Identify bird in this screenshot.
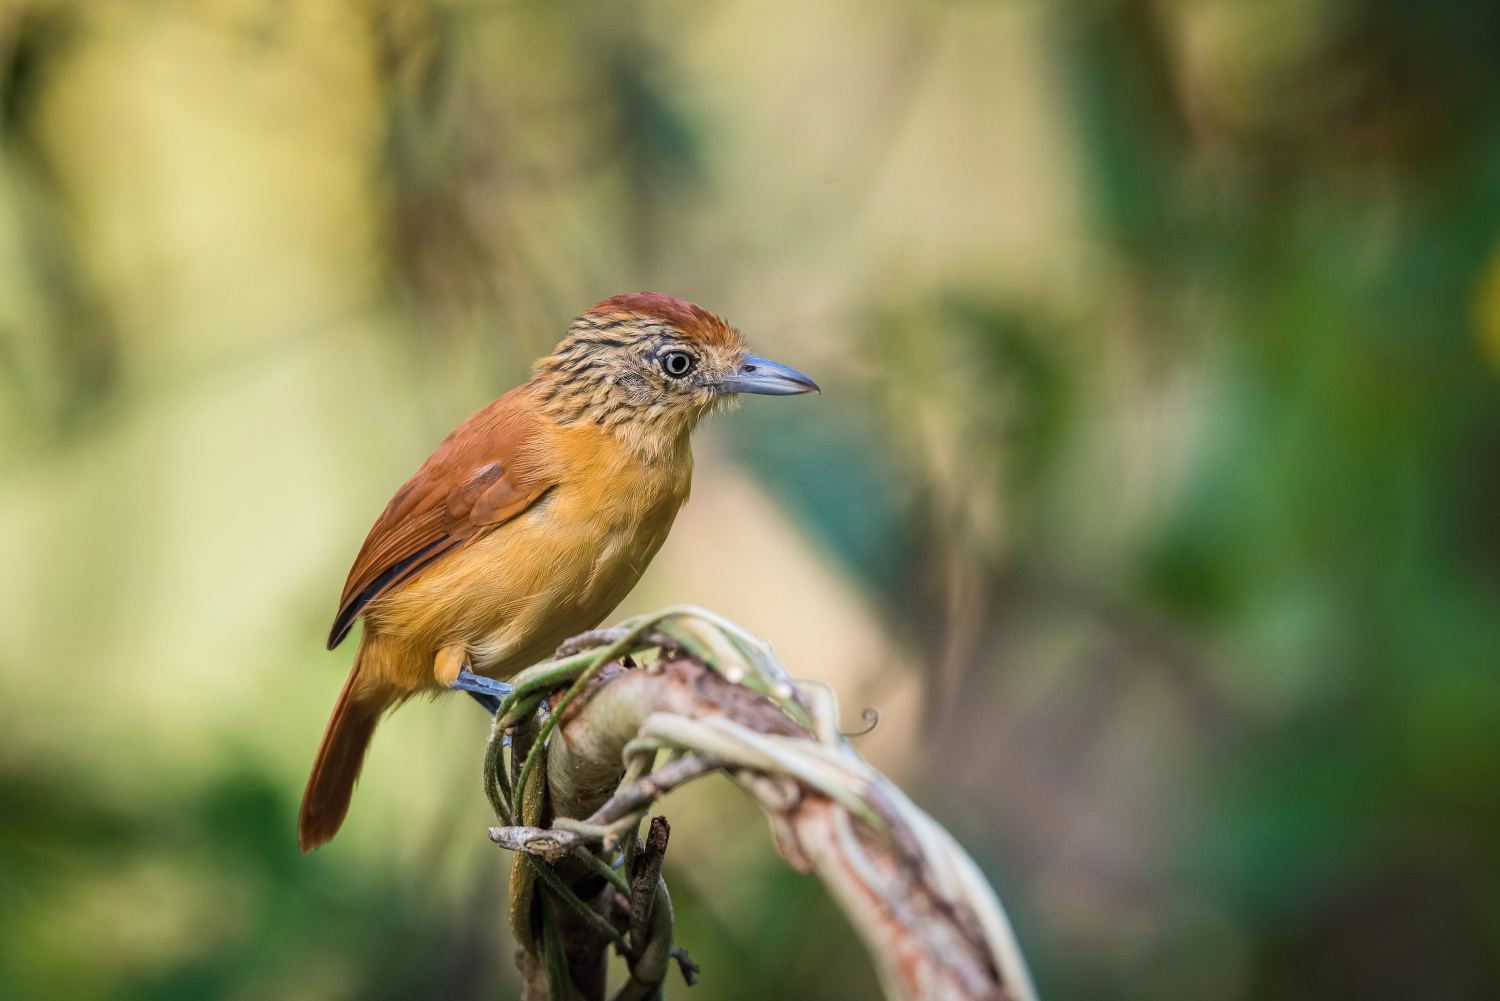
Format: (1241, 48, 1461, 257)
(298, 292, 818, 851)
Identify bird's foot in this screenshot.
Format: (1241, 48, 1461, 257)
(451, 668, 515, 715)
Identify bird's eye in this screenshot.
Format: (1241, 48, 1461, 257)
(661, 350, 696, 378)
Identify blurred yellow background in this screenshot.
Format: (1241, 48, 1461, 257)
(3, 1, 1499, 998)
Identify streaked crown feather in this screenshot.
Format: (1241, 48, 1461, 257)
(529, 293, 746, 453)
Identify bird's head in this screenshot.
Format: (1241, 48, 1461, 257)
(531, 292, 818, 452)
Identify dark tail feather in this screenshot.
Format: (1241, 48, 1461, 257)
(299, 661, 390, 852)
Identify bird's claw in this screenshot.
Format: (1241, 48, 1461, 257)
(451, 668, 515, 715)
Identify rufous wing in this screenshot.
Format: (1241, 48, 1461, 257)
(327, 388, 555, 649)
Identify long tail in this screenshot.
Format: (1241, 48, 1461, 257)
(299, 651, 397, 852)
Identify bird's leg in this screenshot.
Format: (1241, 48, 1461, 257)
(435, 643, 515, 714)
(452, 670, 515, 715)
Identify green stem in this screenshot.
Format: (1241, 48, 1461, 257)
(529, 855, 630, 953)
(621, 825, 644, 884)
(575, 847, 631, 896)
(541, 900, 571, 1001)
(653, 621, 717, 667)
(496, 656, 593, 725)
(498, 693, 549, 731)
(482, 727, 512, 824)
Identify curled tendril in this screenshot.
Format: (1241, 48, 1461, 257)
(841, 707, 880, 738)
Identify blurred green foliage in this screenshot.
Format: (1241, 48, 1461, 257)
(0, 769, 509, 999)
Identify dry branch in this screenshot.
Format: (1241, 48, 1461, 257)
(483, 606, 1037, 1001)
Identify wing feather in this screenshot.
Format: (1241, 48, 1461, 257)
(327, 388, 554, 649)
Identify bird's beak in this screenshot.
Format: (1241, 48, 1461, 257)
(719, 354, 820, 396)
